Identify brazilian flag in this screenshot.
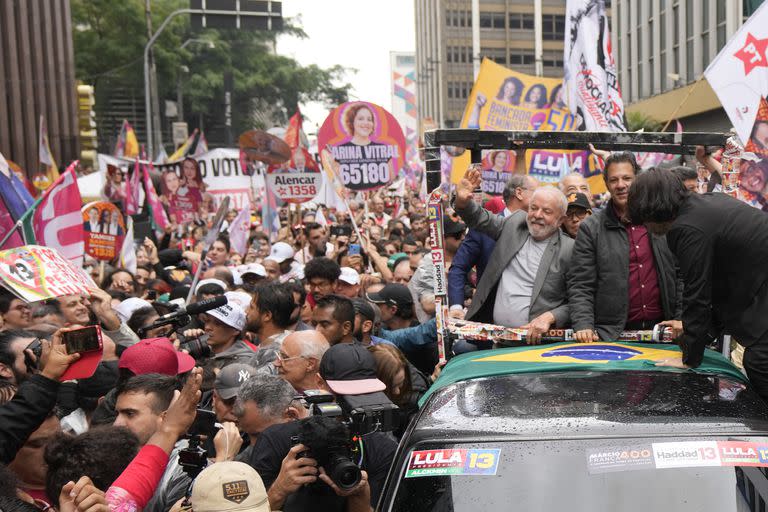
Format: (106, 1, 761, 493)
(420, 342, 746, 407)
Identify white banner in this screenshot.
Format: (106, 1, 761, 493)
(563, 0, 626, 132)
(704, 1, 768, 144)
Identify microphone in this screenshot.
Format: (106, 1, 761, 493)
(156, 295, 228, 322)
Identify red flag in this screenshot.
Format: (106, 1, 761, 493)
(142, 162, 168, 231)
(124, 158, 141, 215)
(284, 111, 302, 149)
(30, 163, 84, 268)
(0, 197, 24, 249)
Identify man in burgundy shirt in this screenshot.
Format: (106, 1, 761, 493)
(567, 152, 682, 342)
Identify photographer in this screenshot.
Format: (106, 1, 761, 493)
(247, 343, 398, 512)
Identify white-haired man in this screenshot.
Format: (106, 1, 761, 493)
(558, 171, 593, 206)
(273, 330, 330, 392)
(453, 168, 574, 344)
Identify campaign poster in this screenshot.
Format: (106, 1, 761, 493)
(445, 59, 606, 193)
(82, 201, 125, 261)
(318, 101, 406, 191)
(267, 147, 323, 203)
(0, 245, 97, 302)
(159, 164, 203, 224)
(524, 150, 602, 186)
(479, 150, 517, 196)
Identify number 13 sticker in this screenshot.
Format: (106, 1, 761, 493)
(464, 449, 501, 475)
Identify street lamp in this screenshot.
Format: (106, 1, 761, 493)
(181, 38, 215, 50)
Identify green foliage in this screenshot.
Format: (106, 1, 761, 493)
(71, 0, 350, 144)
(626, 111, 664, 132)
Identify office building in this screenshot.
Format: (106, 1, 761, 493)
(415, 0, 594, 129)
(613, 0, 746, 131)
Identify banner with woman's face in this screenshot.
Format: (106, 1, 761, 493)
(318, 101, 406, 191)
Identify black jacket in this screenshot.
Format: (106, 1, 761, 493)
(568, 201, 682, 339)
(667, 193, 768, 366)
(0, 374, 60, 463)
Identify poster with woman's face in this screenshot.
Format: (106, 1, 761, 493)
(318, 101, 406, 191)
(161, 169, 203, 224)
(480, 150, 517, 196)
(82, 201, 125, 261)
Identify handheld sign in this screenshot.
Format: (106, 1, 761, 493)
(318, 101, 406, 191)
(267, 147, 322, 204)
(238, 130, 292, 165)
(82, 201, 125, 261)
(0, 245, 97, 302)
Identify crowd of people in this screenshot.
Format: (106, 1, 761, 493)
(0, 142, 761, 512)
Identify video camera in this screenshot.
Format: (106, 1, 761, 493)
(178, 408, 219, 479)
(291, 390, 399, 490)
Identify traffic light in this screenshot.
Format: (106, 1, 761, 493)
(77, 83, 97, 168)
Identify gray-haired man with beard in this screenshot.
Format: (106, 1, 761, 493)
(453, 167, 574, 344)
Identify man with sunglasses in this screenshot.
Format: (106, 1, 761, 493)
(562, 192, 593, 239)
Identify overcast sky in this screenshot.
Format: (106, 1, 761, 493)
(277, 0, 415, 134)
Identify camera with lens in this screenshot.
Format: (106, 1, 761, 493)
(291, 390, 399, 490)
(178, 408, 218, 479)
(179, 334, 212, 359)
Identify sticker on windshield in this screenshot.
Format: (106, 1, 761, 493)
(405, 449, 501, 478)
(587, 441, 768, 474)
(586, 444, 655, 474)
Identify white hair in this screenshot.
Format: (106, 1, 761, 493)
(558, 172, 588, 192)
(295, 333, 330, 360)
(531, 186, 568, 215)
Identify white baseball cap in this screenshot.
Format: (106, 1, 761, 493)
(339, 267, 360, 286)
(115, 297, 152, 323)
(237, 263, 266, 278)
(268, 242, 295, 263)
(205, 302, 246, 331)
(195, 278, 228, 295)
(225, 291, 252, 310)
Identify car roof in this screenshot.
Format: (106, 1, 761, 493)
(409, 370, 768, 444)
(420, 342, 748, 407)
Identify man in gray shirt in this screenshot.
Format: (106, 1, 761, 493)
(453, 167, 574, 343)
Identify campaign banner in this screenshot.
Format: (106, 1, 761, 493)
(405, 449, 501, 478)
(0, 245, 96, 302)
(267, 145, 322, 203)
(479, 150, 517, 196)
(82, 201, 125, 261)
(524, 149, 602, 185)
(318, 101, 406, 191)
(563, 0, 626, 132)
(447, 59, 605, 191)
(98, 148, 252, 211)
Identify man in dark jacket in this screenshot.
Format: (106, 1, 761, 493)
(628, 168, 768, 401)
(0, 330, 79, 463)
(568, 152, 682, 342)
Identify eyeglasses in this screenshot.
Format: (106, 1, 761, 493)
(276, 352, 306, 362)
(566, 210, 591, 220)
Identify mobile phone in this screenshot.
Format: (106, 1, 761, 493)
(62, 325, 103, 355)
(331, 225, 352, 237)
(188, 408, 218, 437)
(349, 243, 361, 256)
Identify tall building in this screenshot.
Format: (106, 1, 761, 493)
(0, 0, 79, 174)
(390, 52, 419, 168)
(414, 0, 588, 129)
(612, 0, 746, 131)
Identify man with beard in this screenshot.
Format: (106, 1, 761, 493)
(453, 168, 574, 344)
(245, 283, 294, 374)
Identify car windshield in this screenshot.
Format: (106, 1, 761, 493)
(388, 437, 768, 511)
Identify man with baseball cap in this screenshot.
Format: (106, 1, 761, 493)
(189, 461, 270, 512)
(336, 267, 361, 299)
(212, 363, 256, 423)
(248, 343, 397, 512)
(366, 284, 416, 331)
(236, 263, 267, 291)
(266, 242, 297, 278)
(562, 192, 592, 239)
(202, 303, 255, 369)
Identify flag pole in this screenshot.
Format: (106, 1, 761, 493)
(0, 219, 23, 248)
(661, 76, 704, 132)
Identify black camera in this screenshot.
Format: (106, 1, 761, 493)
(292, 416, 362, 491)
(180, 334, 212, 359)
(179, 409, 219, 479)
(291, 390, 399, 490)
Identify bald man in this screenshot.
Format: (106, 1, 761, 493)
(272, 330, 329, 392)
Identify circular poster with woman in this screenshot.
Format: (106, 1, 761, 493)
(318, 101, 406, 191)
(480, 150, 517, 196)
(82, 201, 125, 261)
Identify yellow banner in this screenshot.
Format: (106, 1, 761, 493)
(449, 58, 603, 194)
